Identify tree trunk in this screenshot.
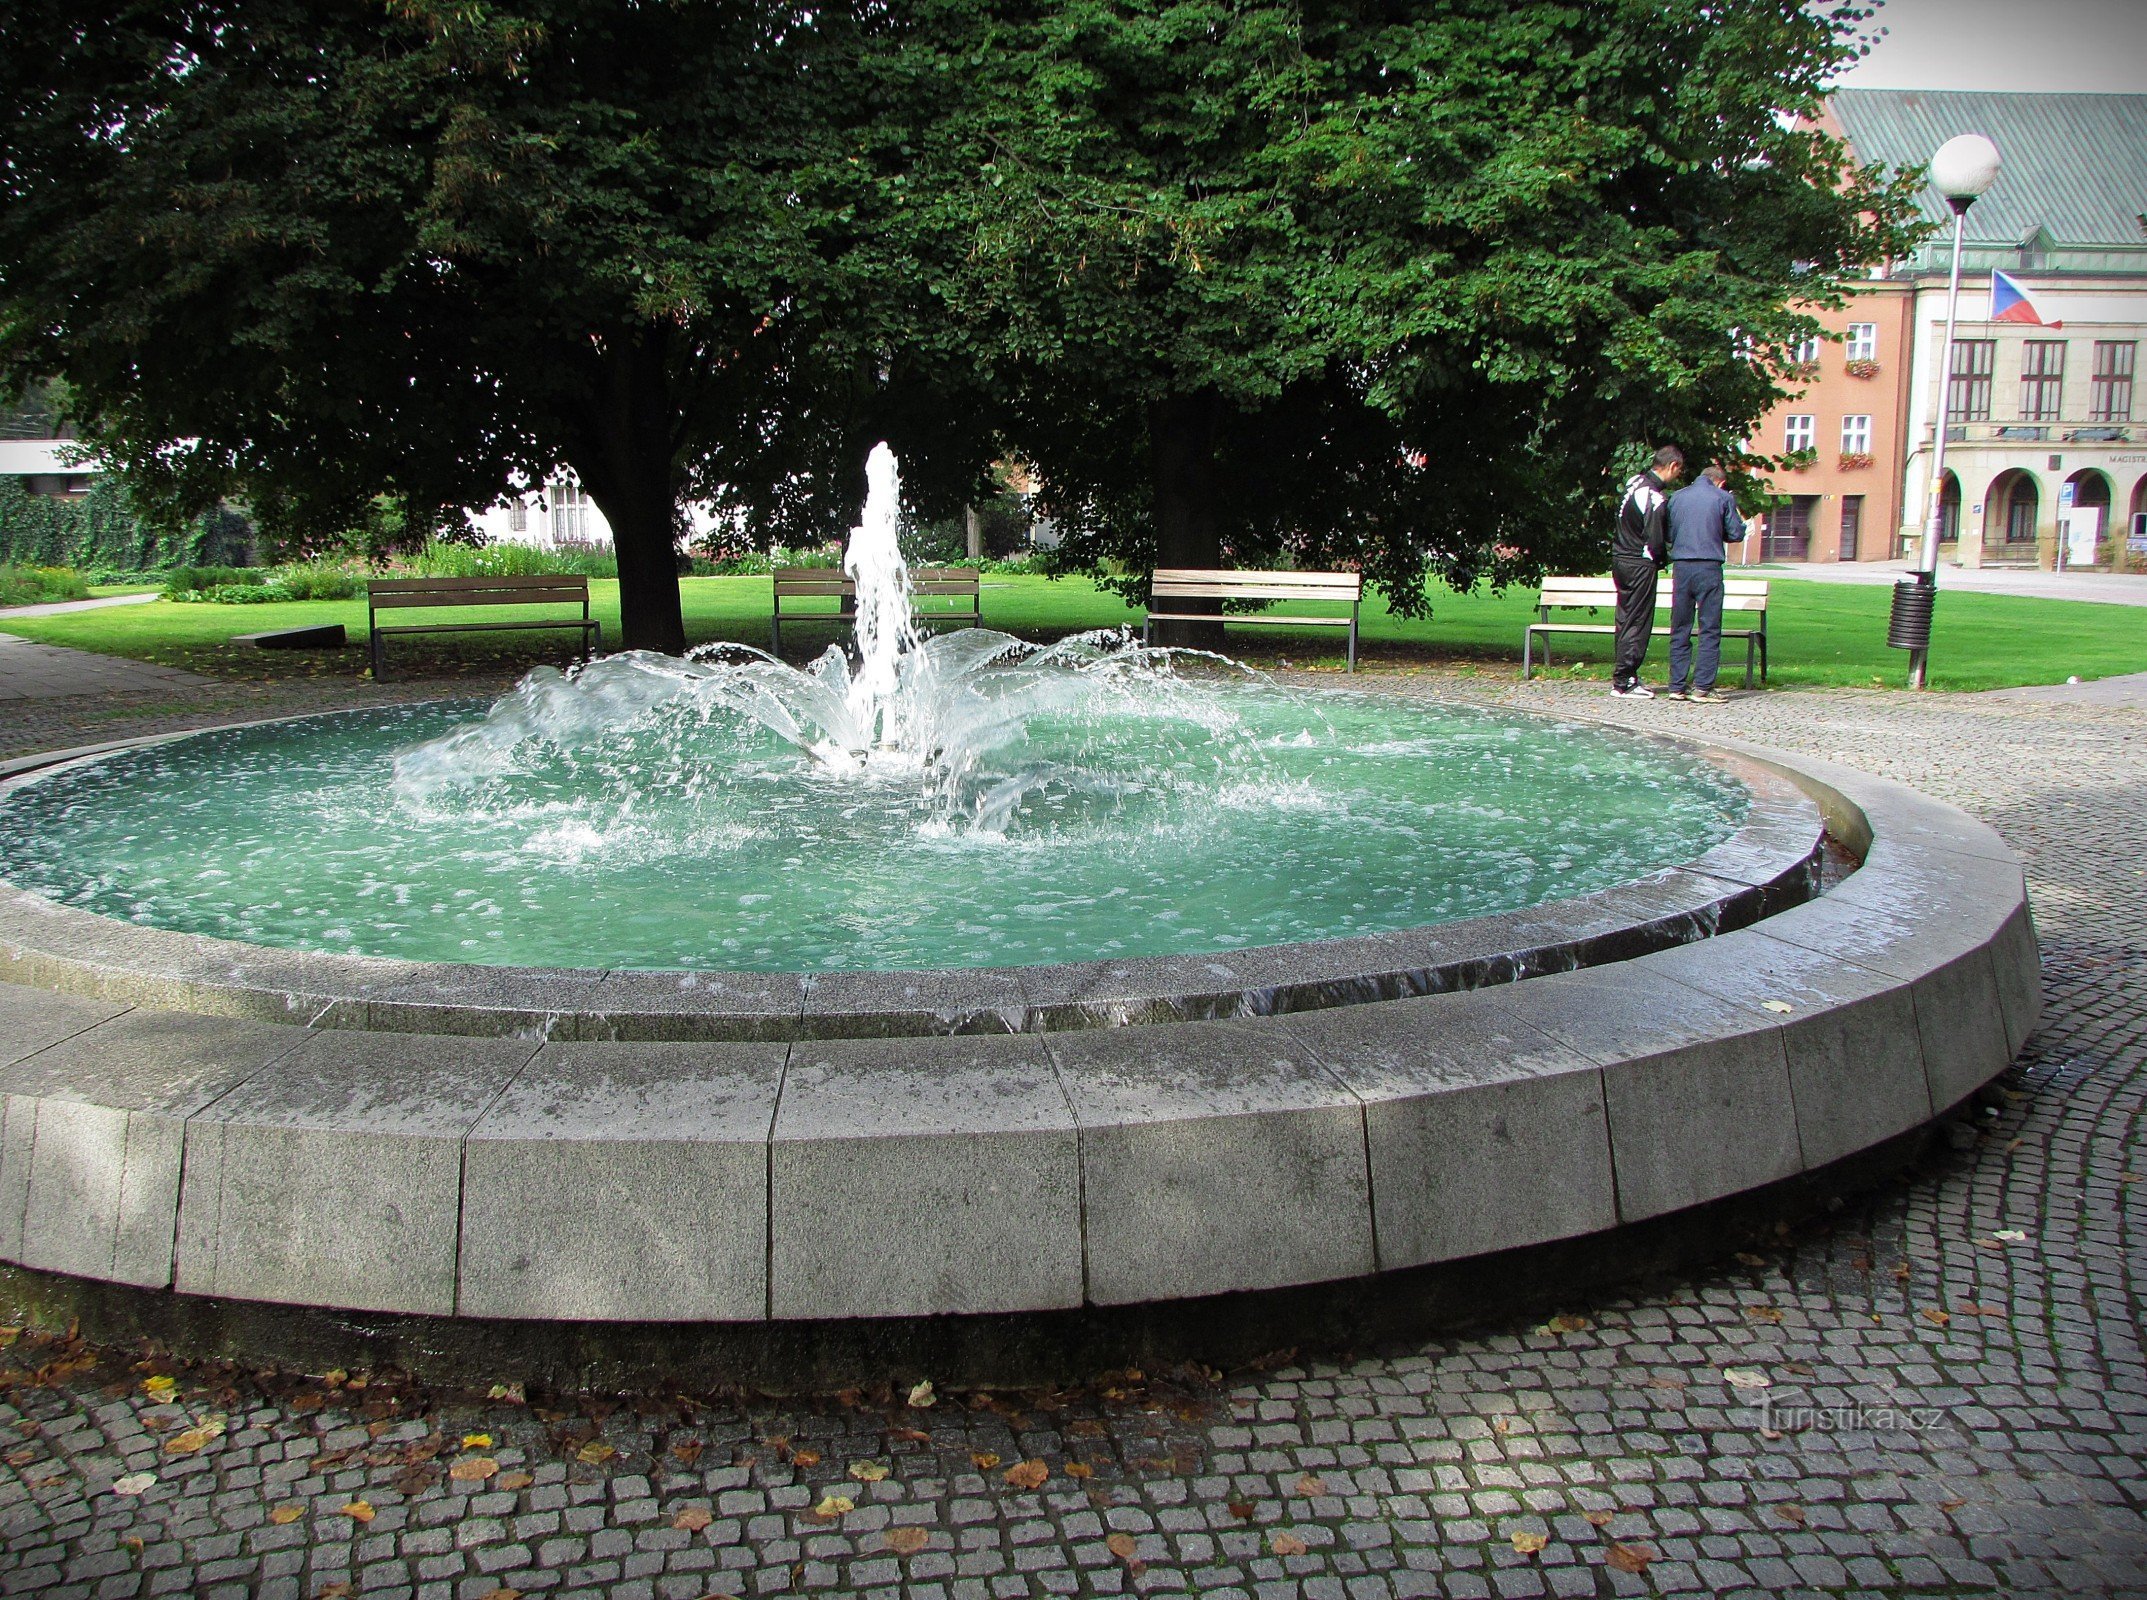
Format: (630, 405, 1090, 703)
(1146, 390, 1226, 650)
(570, 328, 689, 655)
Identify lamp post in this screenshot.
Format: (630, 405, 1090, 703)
(1893, 133, 2000, 689)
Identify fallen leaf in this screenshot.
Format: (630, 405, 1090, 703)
(1733, 1252, 1768, 1268)
(811, 1494, 854, 1520)
(1994, 1228, 2029, 1242)
(575, 1441, 616, 1466)
(907, 1380, 937, 1409)
(1106, 1532, 1139, 1561)
(1922, 1308, 1952, 1327)
(1777, 1504, 1806, 1526)
(674, 1507, 713, 1532)
(487, 1382, 525, 1404)
(883, 1525, 929, 1556)
(449, 1456, 499, 1482)
(5, 1446, 36, 1466)
(1939, 1496, 1965, 1512)
(142, 1376, 177, 1398)
(337, 1500, 375, 1523)
(670, 1441, 705, 1467)
(1065, 1461, 1094, 1480)
(790, 1447, 821, 1468)
(1605, 1542, 1656, 1574)
(1545, 1314, 1590, 1334)
(1294, 1473, 1326, 1496)
(315, 1585, 353, 1600)
(1583, 1509, 1614, 1527)
(1722, 1368, 1772, 1391)
(1746, 1306, 1783, 1323)
(496, 1471, 533, 1491)
(889, 1427, 930, 1445)
(269, 1503, 304, 1523)
(1760, 999, 1794, 1014)
(163, 1427, 216, 1456)
(970, 1451, 1001, 1471)
(391, 1466, 437, 1495)
(462, 1433, 493, 1449)
(1228, 1500, 1256, 1520)
(0, 1328, 17, 1347)
(1957, 1302, 2001, 1317)
(1511, 1529, 1548, 1555)
(1068, 1419, 1106, 1438)
(1003, 1459, 1048, 1491)
(112, 1472, 156, 1496)
(849, 1460, 889, 1483)
(1270, 1531, 1308, 1557)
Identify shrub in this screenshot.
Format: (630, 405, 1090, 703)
(406, 538, 618, 579)
(0, 564, 90, 606)
(270, 562, 362, 601)
(164, 565, 267, 597)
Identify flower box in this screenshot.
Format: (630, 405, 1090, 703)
(1837, 452, 1875, 471)
(1844, 359, 1881, 380)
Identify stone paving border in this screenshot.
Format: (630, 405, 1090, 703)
(0, 723, 2036, 1335)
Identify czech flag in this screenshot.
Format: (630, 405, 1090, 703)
(1991, 269, 2061, 328)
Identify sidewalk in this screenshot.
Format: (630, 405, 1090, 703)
(0, 591, 159, 620)
(1745, 556, 2147, 606)
(0, 633, 213, 700)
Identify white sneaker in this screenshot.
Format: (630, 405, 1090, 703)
(1610, 682, 1656, 699)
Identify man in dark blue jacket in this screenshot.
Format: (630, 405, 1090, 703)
(1610, 446, 1682, 697)
(1664, 465, 1748, 702)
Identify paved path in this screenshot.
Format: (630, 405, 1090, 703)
(0, 633, 214, 700)
(0, 592, 159, 621)
(0, 675, 2142, 1598)
(1751, 558, 2147, 607)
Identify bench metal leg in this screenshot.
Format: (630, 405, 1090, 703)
(1522, 628, 1534, 680)
(370, 630, 386, 682)
(1744, 633, 1756, 689)
(1347, 610, 1357, 672)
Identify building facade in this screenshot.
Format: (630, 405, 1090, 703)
(1746, 89, 2147, 567)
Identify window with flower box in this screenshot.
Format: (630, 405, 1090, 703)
(1846, 324, 1878, 361)
(1784, 414, 1815, 454)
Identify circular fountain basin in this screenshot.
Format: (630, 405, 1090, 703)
(0, 694, 2038, 1384)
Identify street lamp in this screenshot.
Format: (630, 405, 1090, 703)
(1892, 133, 2000, 688)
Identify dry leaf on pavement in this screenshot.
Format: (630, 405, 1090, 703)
(971, 1451, 1001, 1470)
(112, 1472, 156, 1496)
(268, 1503, 304, 1524)
(883, 1526, 930, 1556)
(1270, 1532, 1309, 1557)
(849, 1460, 889, 1482)
(1606, 1542, 1656, 1574)
(449, 1456, 499, 1482)
(1106, 1532, 1139, 1562)
(907, 1380, 937, 1409)
(811, 1494, 854, 1520)
(575, 1441, 617, 1466)
(337, 1500, 375, 1523)
(674, 1507, 713, 1532)
(1511, 1530, 1548, 1555)
(1003, 1459, 1048, 1490)
(1294, 1474, 1326, 1496)
(496, 1471, 533, 1491)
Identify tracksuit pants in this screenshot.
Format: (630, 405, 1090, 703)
(1668, 560, 1726, 692)
(1611, 555, 1659, 688)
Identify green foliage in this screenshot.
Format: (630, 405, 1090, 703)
(0, 477, 254, 570)
(405, 539, 619, 580)
(163, 567, 268, 598)
(0, 564, 89, 606)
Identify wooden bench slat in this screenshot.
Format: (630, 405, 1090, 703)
(1141, 567, 1361, 670)
(367, 572, 597, 680)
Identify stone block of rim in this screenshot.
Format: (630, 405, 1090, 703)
(769, 1035, 1081, 1318)
(1503, 967, 1801, 1222)
(1760, 887, 2015, 1113)
(568, 968, 808, 1042)
(176, 1030, 541, 1316)
(1632, 929, 1933, 1172)
(1829, 837, 2026, 933)
(0, 980, 127, 1072)
(2, 1011, 308, 1286)
(1048, 1019, 1372, 1304)
(1988, 900, 2043, 1057)
(321, 964, 611, 1037)
(798, 967, 1031, 1038)
(1014, 954, 1271, 1029)
(1278, 987, 1613, 1270)
(459, 1040, 785, 1321)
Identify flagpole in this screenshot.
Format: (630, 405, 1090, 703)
(1895, 134, 1999, 690)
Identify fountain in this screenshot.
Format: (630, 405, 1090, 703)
(0, 441, 2038, 1386)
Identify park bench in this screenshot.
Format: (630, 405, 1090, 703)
(769, 566, 983, 654)
(1522, 574, 1770, 686)
(1142, 568, 1363, 671)
(366, 574, 601, 680)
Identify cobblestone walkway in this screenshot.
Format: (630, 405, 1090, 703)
(1, 675, 2142, 1599)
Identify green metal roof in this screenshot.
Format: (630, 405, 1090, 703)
(1829, 89, 2147, 269)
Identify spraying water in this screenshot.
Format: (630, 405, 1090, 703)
(842, 442, 921, 745)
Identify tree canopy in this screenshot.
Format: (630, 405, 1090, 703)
(0, 0, 1925, 651)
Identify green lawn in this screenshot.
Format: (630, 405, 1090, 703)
(2, 572, 2141, 692)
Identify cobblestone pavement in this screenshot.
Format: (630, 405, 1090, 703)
(1, 670, 2143, 1599)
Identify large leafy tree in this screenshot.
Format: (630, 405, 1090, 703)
(0, 0, 955, 652)
(863, 0, 1926, 629)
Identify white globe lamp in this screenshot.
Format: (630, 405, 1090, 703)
(1929, 134, 2001, 210)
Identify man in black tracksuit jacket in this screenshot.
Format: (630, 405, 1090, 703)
(1610, 445, 1684, 697)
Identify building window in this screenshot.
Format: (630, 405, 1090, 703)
(1790, 336, 1822, 367)
(1784, 414, 1816, 453)
(2020, 340, 2065, 422)
(1947, 339, 1995, 422)
(1840, 415, 1873, 454)
(2091, 341, 2136, 422)
(551, 482, 591, 541)
(508, 501, 528, 534)
(1846, 324, 1878, 361)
